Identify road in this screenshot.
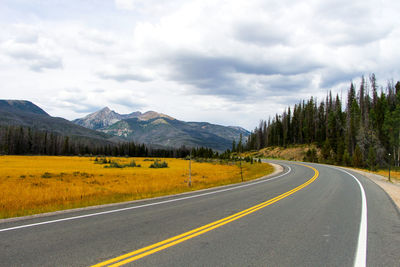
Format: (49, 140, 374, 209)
(1, 161, 399, 266)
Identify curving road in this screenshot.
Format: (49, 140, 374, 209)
(1, 161, 399, 266)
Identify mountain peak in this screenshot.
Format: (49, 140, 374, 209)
(73, 107, 123, 130)
(73, 108, 175, 130)
(100, 107, 111, 112)
(139, 111, 175, 121)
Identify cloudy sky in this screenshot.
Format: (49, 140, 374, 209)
(0, 0, 399, 130)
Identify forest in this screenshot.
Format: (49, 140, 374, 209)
(245, 74, 400, 169)
(0, 125, 222, 159)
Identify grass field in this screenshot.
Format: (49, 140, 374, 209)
(0, 156, 274, 219)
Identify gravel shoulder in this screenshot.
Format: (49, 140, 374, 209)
(345, 168, 400, 209)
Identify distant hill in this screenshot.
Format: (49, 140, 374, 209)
(0, 100, 117, 145)
(0, 100, 49, 116)
(74, 108, 249, 151)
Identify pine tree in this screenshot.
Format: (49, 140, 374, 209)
(367, 146, 377, 171)
(352, 145, 364, 168)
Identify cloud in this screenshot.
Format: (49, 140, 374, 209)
(71, 28, 117, 55)
(97, 65, 153, 82)
(1, 0, 399, 130)
(155, 47, 321, 102)
(3, 41, 63, 71)
(50, 88, 145, 116)
(234, 22, 289, 47)
(98, 72, 152, 82)
(109, 96, 145, 110)
(1, 25, 63, 72)
(114, 0, 136, 10)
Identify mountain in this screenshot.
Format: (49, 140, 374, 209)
(0, 100, 117, 145)
(74, 107, 250, 151)
(0, 100, 49, 116)
(72, 107, 127, 130)
(73, 107, 173, 130)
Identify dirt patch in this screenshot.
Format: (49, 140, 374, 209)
(248, 145, 319, 162)
(267, 162, 283, 177)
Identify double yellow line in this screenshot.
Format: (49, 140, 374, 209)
(92, 163, 319, 267)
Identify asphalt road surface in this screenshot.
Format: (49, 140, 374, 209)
(1, 161, 399, 266)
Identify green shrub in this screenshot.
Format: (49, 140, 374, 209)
(94, 157, 110, 164)
(127, 160, 137, 167)
(41, 172, 52, 178)
(149, 160, 168, 168)
(106, 161, 124, 168)
(104, 160, 141, 168)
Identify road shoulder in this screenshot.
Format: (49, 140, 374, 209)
(345, 168, 400, 209)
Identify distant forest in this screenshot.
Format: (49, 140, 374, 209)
(245, 74, 400, 169)
(1, 73, 399, 168)
(0, 126, 222, 159)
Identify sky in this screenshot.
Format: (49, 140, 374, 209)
(0, 0, 399, 130)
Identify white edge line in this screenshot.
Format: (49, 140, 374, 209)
(0, 164, 291, 233)
(327, 166, 367, 267)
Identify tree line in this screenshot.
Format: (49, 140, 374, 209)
(246, 74, 400, 169)
(0, 125, 229, 159)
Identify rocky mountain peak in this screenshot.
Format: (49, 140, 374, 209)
(73, 107, 123, 130)
(73, 108, 176, 130)
(100, 107, 111, 112)
(139, 111, 175, 121)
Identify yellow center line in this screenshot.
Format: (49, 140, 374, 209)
(92, 163, 319, 267)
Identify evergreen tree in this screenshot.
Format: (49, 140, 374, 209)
(352, 145, 363, 168)
(367, 146, 377, 171)
(244, 75, 399, 169)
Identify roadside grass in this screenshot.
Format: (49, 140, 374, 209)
(244, 146, 400, 183)
(241, 145, 318, 162)
(0, 156, 273, 219)
(352, 167, 400, 183)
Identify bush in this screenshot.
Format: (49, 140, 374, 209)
(149, 160, 168, 168)
(104, 160, 141, 168)
(41, 172, 52, 178)
(304, 148, 318, 163)
(94, 157, 110, 164)
(106, 161, 124, 168)
(126, 160, 137, 167)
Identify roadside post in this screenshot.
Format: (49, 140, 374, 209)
(240, 158, 243, 182)
(188, 151, 192, 187)
(388, 153, 391, 182)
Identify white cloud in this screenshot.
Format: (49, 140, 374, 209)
(114, 0, 136, 10)
(0, 0, 399, 130)
(1, 28, 63, 72)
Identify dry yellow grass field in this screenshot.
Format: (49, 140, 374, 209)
(0, 156, 273, 219)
